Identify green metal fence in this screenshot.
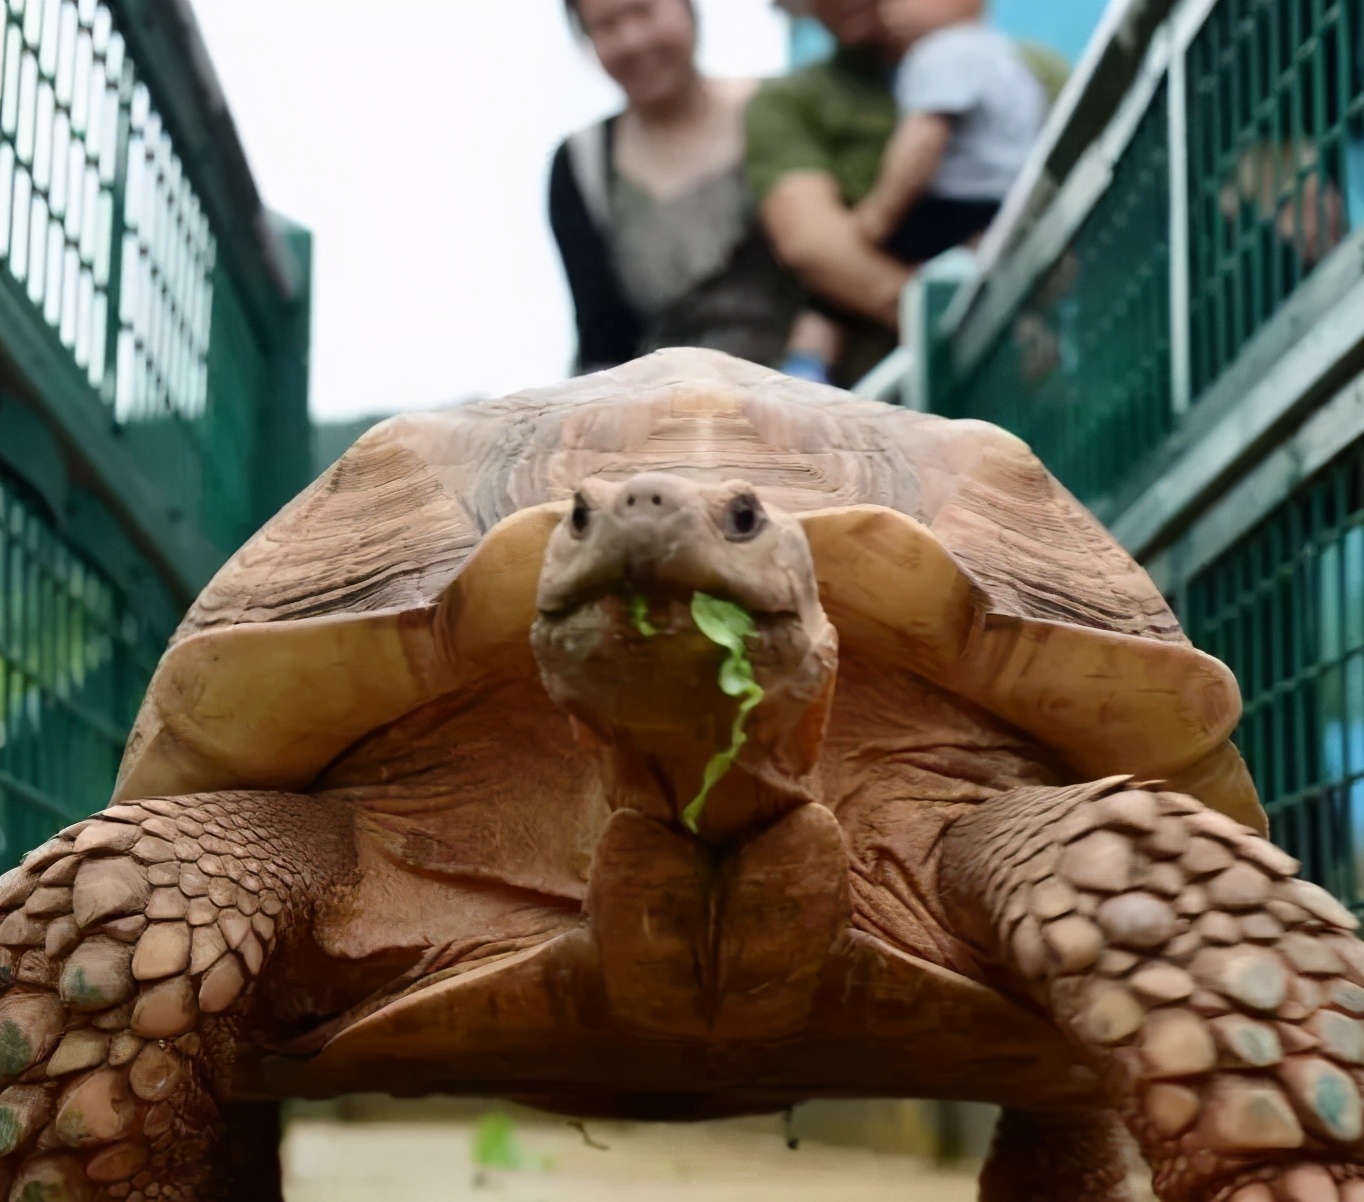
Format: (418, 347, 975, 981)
(920, 0, 1364, 908)
(939, 88, 1173, 504)
(932, 0, 1364, 518)
(0, 0, 311, 865)
(0, 468, 161, 868)
(0, 0, 123, 393)
(1183, 435, 1364, 908)
(0, 0, 293, 556)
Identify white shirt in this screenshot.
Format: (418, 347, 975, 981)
(895, 23, 1047, 201)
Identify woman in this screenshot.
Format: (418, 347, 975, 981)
(549, 0, 799, 374)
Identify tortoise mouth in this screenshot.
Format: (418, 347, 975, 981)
(535, 579, 796, 630)
(529, 579, 837, 840)
(529, 586, 798, 737)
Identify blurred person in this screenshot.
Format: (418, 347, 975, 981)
(1221, 142, 1348, 270)
(855, 0, 1046, 255)
(751, 0, 1061, 385)
(1209, 0, 1362, 285)
(549, 0, 799, 374)
(786, 0, 1049, 382)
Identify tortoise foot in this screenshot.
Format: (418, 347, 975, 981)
(1216, 1163, 1364, 1202)
(979, 1107, 1135, 1202)
(943, 781, 1364, 1202)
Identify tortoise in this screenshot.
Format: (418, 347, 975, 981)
(0, 348, 1361, 1202)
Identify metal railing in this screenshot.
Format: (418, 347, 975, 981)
(913, 0, 1364, 906)
(938, 86, 1174, 500)
(927, 0, 1364, 520)
(1181, 437, 1364, 905)
(1187, 0, 1364, 395)
(0, 0, 311, 866)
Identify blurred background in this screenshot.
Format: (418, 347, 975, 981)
(1, 0, 1362, 1194)
(191, 0, 795, 422)
(188, 0, 1107, 425)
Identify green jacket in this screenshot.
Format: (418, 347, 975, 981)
(746, 41, 1068, 209)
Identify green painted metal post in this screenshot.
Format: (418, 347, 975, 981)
(255, 212, 313, 528)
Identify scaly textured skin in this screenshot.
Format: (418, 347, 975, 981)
(0, 355, 1352, 1198)
(944, 781, 1364, 1202)
(0, 792, 353, 1201)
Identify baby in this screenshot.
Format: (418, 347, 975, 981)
(781, 0, 1050, 386)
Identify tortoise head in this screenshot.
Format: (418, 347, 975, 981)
(531, 472, 838, 842)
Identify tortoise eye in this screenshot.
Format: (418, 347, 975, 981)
(570, 494, 590, 536)
(721, 493, 764, 541)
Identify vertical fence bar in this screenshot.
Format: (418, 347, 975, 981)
(1168, 39, 1193, 415)
(97, 29, 130, 409)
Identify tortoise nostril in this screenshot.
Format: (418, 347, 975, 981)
(722, 493, 765, 541)
(651, 495, 662, 506)
(570, 495, 590, 536)
(626, 495, 636, 507)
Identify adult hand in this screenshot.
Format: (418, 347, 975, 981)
(852, 200, 894, 247)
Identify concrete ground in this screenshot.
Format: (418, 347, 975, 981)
(281, 1108, 983, 1202)
(280, 1100, 1158, 1201)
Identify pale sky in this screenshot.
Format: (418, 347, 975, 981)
(187, 0, 792, 421)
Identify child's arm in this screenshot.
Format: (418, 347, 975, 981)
(854, 111, 953, 245)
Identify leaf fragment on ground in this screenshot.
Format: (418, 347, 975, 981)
(472, 1111, 546, 1172)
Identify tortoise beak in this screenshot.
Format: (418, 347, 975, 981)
(534, 473, 804, 622)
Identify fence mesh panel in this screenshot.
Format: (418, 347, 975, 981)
(1184, 437, 1364, 909)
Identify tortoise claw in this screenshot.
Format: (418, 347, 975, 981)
(1221, 1164, 1364, 1202)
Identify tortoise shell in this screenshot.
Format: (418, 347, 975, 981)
(115, 349, 1259, 832)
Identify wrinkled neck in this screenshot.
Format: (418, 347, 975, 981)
(582, 723, 820, 843)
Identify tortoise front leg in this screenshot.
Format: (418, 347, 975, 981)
(0, 790, 353, 1201)
(941, 780, 1364, 1202)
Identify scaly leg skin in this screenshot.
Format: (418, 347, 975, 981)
(0, 790, 353, 1201)
(943, 781, 1364, 1202)
(978, 1107, 1136, 1202)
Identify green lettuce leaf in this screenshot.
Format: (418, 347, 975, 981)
(630, 593, 659, 638)
(472, 1112, 526, 1170)
(682, 593, 765, 832)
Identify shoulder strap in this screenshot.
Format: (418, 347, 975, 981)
(566, 119, 614, 232)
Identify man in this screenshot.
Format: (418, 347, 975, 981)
(748, 0, 1067, 384)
